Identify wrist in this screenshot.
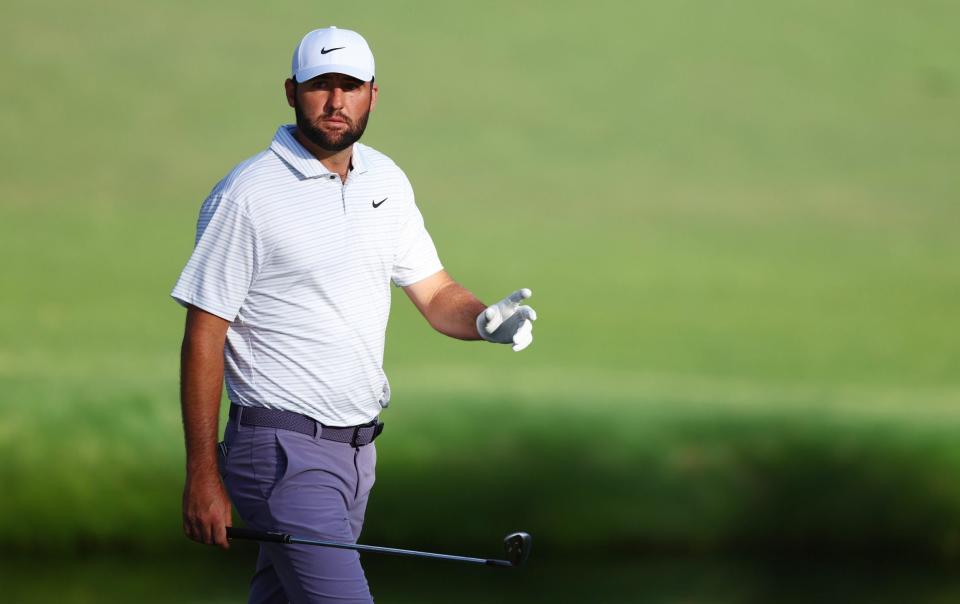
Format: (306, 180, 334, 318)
(475, 309, 494, 342)
(185, 456, 220, 479)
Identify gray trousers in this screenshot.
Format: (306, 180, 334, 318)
(221, 416, 377, 603)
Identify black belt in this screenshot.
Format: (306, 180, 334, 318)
(229, 404, 383, 447)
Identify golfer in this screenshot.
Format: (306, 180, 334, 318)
(171, 26, 536, 603)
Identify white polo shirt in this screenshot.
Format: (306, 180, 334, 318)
(172, 125, 443, 426)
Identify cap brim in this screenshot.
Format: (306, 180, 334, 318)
(295, 64, 373, 83)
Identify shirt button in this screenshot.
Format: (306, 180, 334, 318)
(329, 175, 336, 180)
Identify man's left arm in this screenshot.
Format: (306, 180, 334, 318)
(403, 270, 537, 351)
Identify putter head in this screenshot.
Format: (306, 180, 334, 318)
(503, 532, 532, 567)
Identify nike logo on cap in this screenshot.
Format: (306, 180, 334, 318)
(320, 46, 345, 55)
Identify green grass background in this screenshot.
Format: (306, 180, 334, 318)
(1, 0, 959, 569)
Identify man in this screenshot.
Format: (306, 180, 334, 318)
(171, 26, 537, 603)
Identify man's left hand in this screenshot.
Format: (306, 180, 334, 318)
(476, 288, 537, 352)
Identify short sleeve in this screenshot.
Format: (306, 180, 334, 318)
(391, 182, 443, 287)
(170, 194, 262, 321)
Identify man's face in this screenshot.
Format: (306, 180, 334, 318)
(285, 73, 378, 152)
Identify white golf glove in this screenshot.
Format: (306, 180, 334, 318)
(476, 288, 537, 352)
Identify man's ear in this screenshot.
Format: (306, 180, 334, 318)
(370, 81, 379, 112)
(284, 78, 296, 108)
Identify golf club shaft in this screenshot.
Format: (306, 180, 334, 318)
(226, 527, 512, 567)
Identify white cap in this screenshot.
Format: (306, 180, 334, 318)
(291, 26, 375, 83)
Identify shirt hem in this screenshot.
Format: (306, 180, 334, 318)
(392, 263, 444, 288)
(170, 291, 237, 322)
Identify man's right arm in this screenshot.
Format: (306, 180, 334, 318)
(180, 305, 233, 549)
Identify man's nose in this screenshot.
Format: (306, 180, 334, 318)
(326, 87, 345, 111)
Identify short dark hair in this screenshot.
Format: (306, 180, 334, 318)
(291, 75, 375, 87)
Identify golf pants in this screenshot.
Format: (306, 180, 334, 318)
(221, 416, 377, 603)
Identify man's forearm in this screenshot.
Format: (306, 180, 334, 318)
(180, 310, 229, 476)
(179, 307, 233, 549)
(422, 280, 487, 340)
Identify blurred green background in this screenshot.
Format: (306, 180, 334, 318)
(2, 0, 959, 601)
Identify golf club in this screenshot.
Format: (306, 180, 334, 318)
(226, 527, 531, 568)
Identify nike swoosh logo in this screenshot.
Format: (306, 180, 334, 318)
(320, 46, 345, 55)
(372, 198, 388, 208)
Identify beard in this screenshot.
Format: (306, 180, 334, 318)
(294, 96, 371, 152)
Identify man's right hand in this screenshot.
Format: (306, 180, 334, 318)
(182, 471, 232, 549)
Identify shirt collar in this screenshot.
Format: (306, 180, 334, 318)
(351, 142, 369, 175)
(270, 124, 370, 179)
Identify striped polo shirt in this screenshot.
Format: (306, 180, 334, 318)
(171, 125, 443, 426)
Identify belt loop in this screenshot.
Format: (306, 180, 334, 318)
(236, 404, 244, 428)
(350, 426, 361, 448)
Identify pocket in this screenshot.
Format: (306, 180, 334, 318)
(217, 441, 229, 479)
(250, 428, 288, 500)
(357, 441, 377, 499)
